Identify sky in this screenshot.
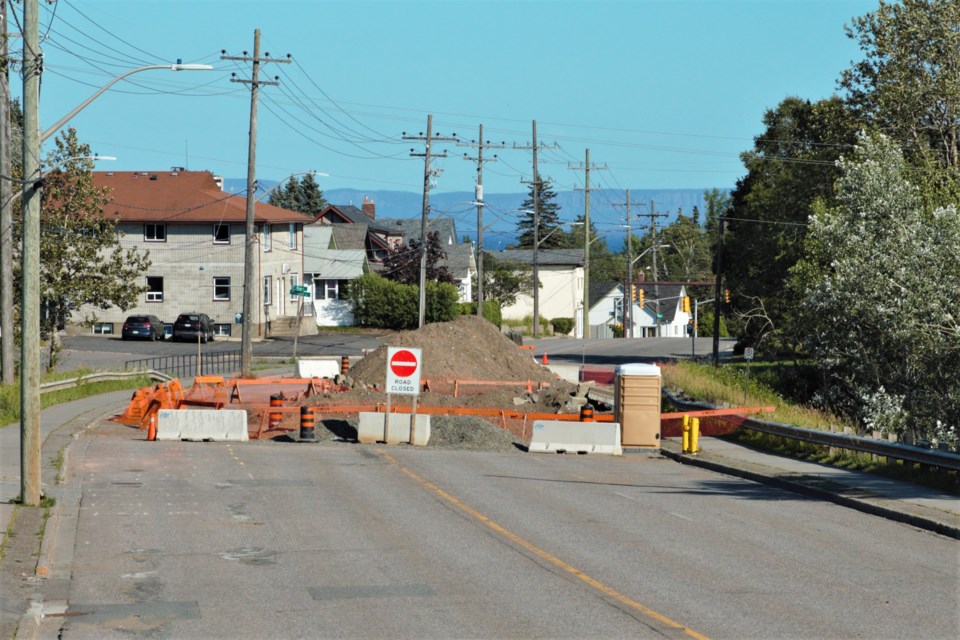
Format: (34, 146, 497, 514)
(10, 0, 876, 209)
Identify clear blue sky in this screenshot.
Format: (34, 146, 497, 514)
(13, 0, 875, 199)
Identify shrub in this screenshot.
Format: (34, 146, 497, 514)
(458, 301, 502, 327)
(551, 317, 574, 335)
(349, 274, 459, 329)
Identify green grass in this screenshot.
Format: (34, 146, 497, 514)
(0, 373, 153, 427)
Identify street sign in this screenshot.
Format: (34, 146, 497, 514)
(744, 347, 754, 360)
(289, 285, 310, 297)
(386, 347, 422, 395)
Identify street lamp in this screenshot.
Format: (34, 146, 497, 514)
(17, 49, 212, 506)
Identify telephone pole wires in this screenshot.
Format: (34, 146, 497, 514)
(459, 124, 506, 320)
(642, 200, 668, 337)
(221, 30, 290, 378)
(404, 115, 457, 328)
(570, 149, 606, 339)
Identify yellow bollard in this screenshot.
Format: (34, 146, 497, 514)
(690, 417, 700, 454)
(682, 415, 690, 453)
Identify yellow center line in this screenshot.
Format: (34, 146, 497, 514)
(378, 451, 710, 640)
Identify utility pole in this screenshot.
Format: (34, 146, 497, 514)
(20, 0, 40, 505)
(641, 200, 667, 337)
(459, 125, 506, 321)
(614, 190, 645, 338)
(713, 216, 726, 366)
(222, 31, 289, 378)
(404, 115, 457, 328)
(569, 150, 606, 339)
(0, 0, 14, 384)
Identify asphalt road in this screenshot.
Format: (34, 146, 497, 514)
(41, 424, 959, 639)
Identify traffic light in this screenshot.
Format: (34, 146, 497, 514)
(630, 283, 636, 302)
(686, 319, 694, 336)
(724, 288, 731, 303)
(682, 296, 690, 313)
(638, 288, 645, 306)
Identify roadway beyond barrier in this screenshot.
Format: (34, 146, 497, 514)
(529, 420, 622, 455)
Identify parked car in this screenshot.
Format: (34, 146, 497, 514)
(121, 315, 165, 341)
(171, 312, 215, 343)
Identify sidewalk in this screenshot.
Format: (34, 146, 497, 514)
(660, 436, 959, 539)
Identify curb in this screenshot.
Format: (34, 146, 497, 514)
(660, 447, 960, 540)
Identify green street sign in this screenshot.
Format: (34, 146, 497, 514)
(290, 285, 310, 297)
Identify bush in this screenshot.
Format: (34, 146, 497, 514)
(458, 300, 502, 327)
(349, 274, 459, 329)
(551, 317, 574, 335)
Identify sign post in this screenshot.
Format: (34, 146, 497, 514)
(385, 347, 422, 443)
(743, 347, 754, 404)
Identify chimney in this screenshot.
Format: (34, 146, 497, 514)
(362, 196, 376, 219)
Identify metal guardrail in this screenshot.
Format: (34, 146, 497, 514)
(664, 389, 960, 472)
(39, 370, 171, 394)
(124, 350, 242, 379)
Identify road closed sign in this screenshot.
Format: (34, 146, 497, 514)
(385, 347, 422, 395)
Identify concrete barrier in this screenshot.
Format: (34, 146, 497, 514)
(357, 412, 430, 446)
(546, 364, 581, 384)
(156, 409, 249, 442)
(295, 358, 341, 379)
(528, 419, 622, 455)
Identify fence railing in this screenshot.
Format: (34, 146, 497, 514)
(39, 370, 171, 394)
(665, 389, 960, 472)
(124, 350, 242, 379)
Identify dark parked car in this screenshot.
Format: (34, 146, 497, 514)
(172, 312, 215, 343)
(121, 315, 165, 341)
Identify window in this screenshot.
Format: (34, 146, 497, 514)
(319, 279, 348, 300)
(214, 324, 232, 337)
(144, 223, 166, 242)
(213, 223, 230, 244)
(92, 322, 114, 335)
(289, 274, 299, 301)
(263, 275, 272, 306)
(288, 223, 297, 249)
(146, 276, 164, 302)
(262, 224, 272, 252)
(213, 276, 231, 301)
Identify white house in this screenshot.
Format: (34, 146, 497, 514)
(587, 281, 692, 338)
(302, 224, 370, 327)
(485, 249, 584, 327)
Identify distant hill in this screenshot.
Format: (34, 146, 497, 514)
(222, 179, 725, 250)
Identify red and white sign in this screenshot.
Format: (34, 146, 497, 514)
(386, 347, 422, 395)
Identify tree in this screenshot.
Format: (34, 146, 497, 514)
(792, 133, 960, 445)
(569, 212, 623, 283)
(659, 210, 712, 283)
(12, 129, 151, 370)
(514, 178, 566, 248)
(724, 96, 859, 353)
(479, 252, 533, 308)
(381, 231, 455, 286)
(267, 173, 327, 215)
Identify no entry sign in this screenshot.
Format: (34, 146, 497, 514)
(385, 347, 422, 395)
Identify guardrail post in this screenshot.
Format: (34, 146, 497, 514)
(690, 417, 700, 454)
(682, 415, 690, 453)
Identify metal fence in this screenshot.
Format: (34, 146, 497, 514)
(124, 350, 242, 379)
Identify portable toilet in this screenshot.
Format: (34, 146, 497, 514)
(614, 363, 661, 448)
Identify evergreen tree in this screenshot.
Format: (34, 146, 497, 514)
(514, 178, 566, 248)
(298, 173, 327, 214)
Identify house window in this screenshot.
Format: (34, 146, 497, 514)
(144, 223, 166, 242)
(289, 223, 297, 249)
(92, 322, 113, 335)
(263, 275, 272, 306)
(146, 276, 164, 302)
(319, 279, 348, 300)
(213, 223, 230, 244)
(289, 274, 299, 301)
(262, 224, 272, 252)
(214, 324, 232, 337)
(213, 276, 231, 301)
(613, 296, 624, 323)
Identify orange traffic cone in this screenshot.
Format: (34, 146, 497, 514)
(541, 352, 549, 365)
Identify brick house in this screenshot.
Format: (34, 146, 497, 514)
(71, 169, 308, 338)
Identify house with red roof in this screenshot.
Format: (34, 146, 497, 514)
(71, 169, 310, 339)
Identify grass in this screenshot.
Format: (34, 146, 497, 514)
(662, 360, 958, 493)
(0, 372, 153, 427)
(0, 504, 18, 561)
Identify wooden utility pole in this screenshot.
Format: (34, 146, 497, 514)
(570, 149, 606, 339)
(404, 115, 456, 328)
(222, 31, 289, 377)
(20, 0, 41, 505)
(614, 190, 645, 338)
(641, 200, 667, 337)
(0, 0, 14, 383)
(459, 125, 506, 320)
(713, 216, 726, 366)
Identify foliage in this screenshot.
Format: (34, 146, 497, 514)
(792, 132, 960, 441)
(840, 0, 960, 176)
(12, 129, 151, 371)
(348, 273, 458, 329)
(569, 212, 622, 283)
(0, 373, 153, 427)
(381, 231, 455, 286)
(479, 252, 533, 307)
(725, 97, 859, 353)
(514, 177, 567, 248)
(267, 173, 327, 215)
(659, 210, 713, 283)
(458, 300, 502, 327)
(693, 309, 729, 338)
(550, 317, 574, 335)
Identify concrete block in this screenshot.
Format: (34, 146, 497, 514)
(528, 420, 622, 455)
(357, 412, 430, 446)
(156, 409, 249, 442)
(546, 364, 581, 384)
(295, 358, 341, 379)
